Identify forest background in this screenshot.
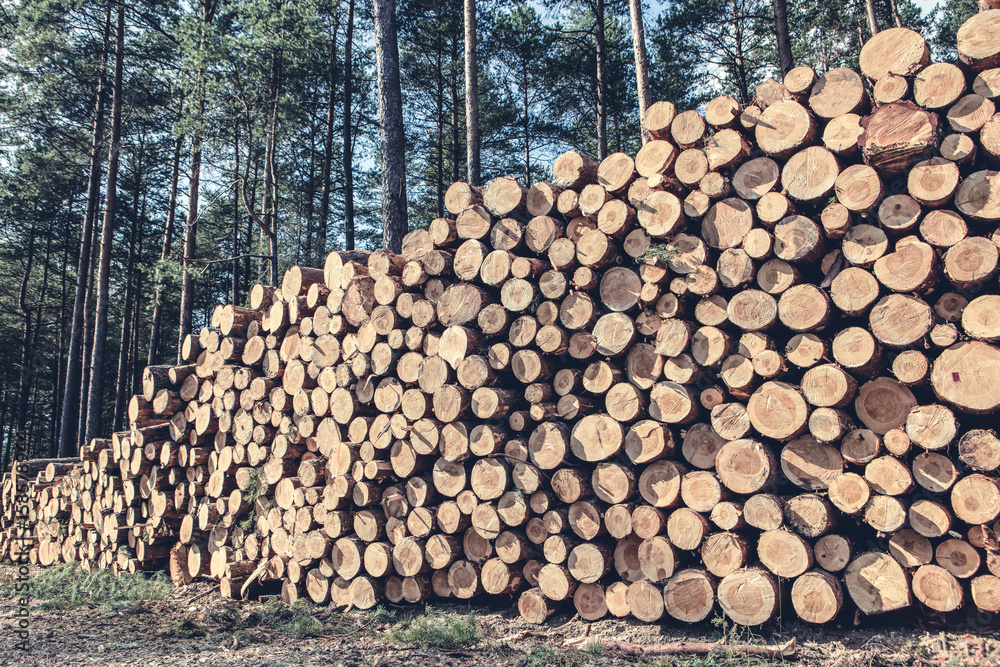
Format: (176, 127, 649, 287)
(0, 0, 977, 465)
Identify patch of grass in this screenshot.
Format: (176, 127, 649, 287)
(0, 562, 171, 611)
(390, 607, 480, 649)
(522, 644, 589, 667)
(361, 604, 397, 625)
(207, 605, 243, 631)
(583, 641, 604, 656)
(262, 599, 327, 638)
(525, 644, 556, 667)
(157, 617, 205, 639)
(627, 616, 787, 667)
(698, 613, 785, 667)
(234, 628, 257, 645)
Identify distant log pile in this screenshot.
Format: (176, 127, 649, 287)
(5, 14, 1000, 626)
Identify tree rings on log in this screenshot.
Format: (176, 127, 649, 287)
(854, 377, 917, 434)
(844, 551, 912, 614)
(717, 568, 779, 626)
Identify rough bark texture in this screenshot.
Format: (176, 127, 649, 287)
(464, 0, 480, 187)
(83, 0, 126, 448)
(374, 0, 408, 252)
(57, 2, 113, 458)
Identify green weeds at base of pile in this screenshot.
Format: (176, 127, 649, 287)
(261, 599, 328, 638)
(389, 606, 480, 650)
(0, 562, 171, 611)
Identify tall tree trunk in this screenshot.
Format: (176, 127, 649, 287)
(595, 0, 608, 160)
(232, 125, 242, 305)
(178, 1, 217, 359)
(523, 60, 531, 185)
(319, 14, 340, 261)
(374, 0, 407, 252)
(303, 118, 316, 266)
(113, 147, 143, 431)
(772, 0, 793, 76)
(628, 0, 651, 144)
(436, 46, 445, 217)
(260, 48, 282, 284)
(58, 2, 113, 458)
(79, 217, 99, 451)
(33, 231, 52, 447)
(53, 202, 72, 455)
(864, 0, 880, 35)
(246, 152, 260, 285)
(343, 0, 356, 250)
(887, 0, 902, 27)
(0, 391, 9, 472)
(147, 125, 183, 367)
(451, 34, 460, 184)
(131, 263, 144, 397)
(15, 225, 37, 437)
(268, 72, 280, 283)
(84, 0, 126, 448)
(464, 0, 480, 187)
(244, 157, 255, 289)
(732, 0, 750, 105)
(229, 123, 243, 305)
(131, 191, 148, 399)
(178, 104, 204, 360)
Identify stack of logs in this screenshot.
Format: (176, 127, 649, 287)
(5, 13, 1000, 627)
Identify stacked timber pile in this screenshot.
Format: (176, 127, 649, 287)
(4, 13, 1000, 626)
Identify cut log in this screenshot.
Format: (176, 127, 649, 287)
(717, 569, 779, 626)
(810, 68, 866, 118)
(552, 151, 598, 189)
(912, 565, 963, 612)
(792, 570, 844, 625)
(445, 182, 483, 215)
(859, 103, 938, 175)
(716, 439, 775, 494)
(931, 341, 1000, 414)
(756, 101, 817, 159)
(951, 474, 1000, 524)
(483, 177, 526, 218)
(947, 95, 994, 134)
(859, 28, 929, 80)
(955, 170, 1000, 222)
(844, 552, 912, 614)
(823, 113, 864, 155)
(913, 63, 966, 110)
(625, 578, 664, 622)
(747, 382, 808, 441)
(957, 10, 1000, 72)
(835, 164, 882, 213)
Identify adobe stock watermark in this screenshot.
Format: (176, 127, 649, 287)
(9, 430, 32, 651)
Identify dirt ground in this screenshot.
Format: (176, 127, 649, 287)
(1, 564, 999, 667)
